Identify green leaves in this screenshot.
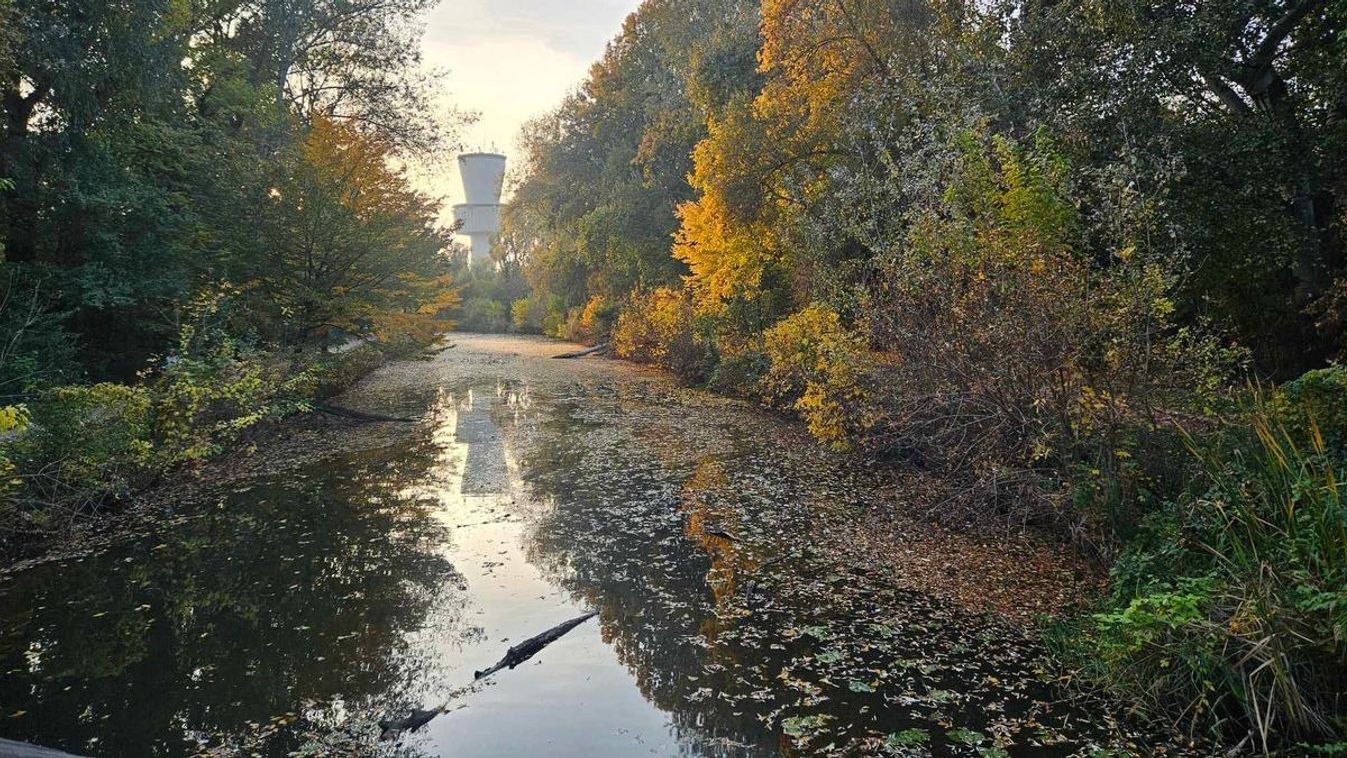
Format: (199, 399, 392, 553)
(885, 728, 929, 747)
(946, 727, 986, 746)
(781, 713, 834, 738)
(503, 0, 761, 325)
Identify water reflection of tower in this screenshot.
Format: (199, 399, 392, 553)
(451, 152, 506, 266)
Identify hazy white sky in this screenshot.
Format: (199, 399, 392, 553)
(416, 0, 640, 216)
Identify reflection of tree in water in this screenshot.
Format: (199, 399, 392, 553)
(514, 398, 777, 756)
(0, 435, 468, 757)
(509, 386, 1141, 757)
(680, 457, 759, 650)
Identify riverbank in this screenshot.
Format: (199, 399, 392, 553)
(549, 337, 1107, 624)
(0, 341, 400, 572)
(0, 334, 1216, 756)
(583, 319, 1347, 753)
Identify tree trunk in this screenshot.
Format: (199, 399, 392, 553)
(1, 84, 48, 264)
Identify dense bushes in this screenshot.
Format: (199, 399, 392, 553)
(860, 131, 1241, 529)
(7, 384, 154, 518)
(1279, 368, 1347, 453)
(574, 295, 619, 344)
(510, 296, 548, 334)
(760, 305, 876, 449)
(0, 303, 398, 556)
(458, 297, 509, 333)
(611, 288, 713, 382)
(148, 328, 316, 465)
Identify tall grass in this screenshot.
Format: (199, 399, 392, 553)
(1072, 405, 1346, 753)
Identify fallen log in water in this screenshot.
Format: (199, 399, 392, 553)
(378, 611, 600, 741)
(702, 524, 740, 542)
(0, 738, 90, 758)
(475, 611, 599, 679)
(313, 403, 416, 423)
(378, 708, 441, 741)
(551, 344, 607, 359)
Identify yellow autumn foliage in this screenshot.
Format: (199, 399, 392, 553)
(760, 304, 877, 449)
(674, 101, 781, 313)
(613, 288, 695, 364)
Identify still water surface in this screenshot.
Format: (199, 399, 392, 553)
(0, 335, 1143, 757)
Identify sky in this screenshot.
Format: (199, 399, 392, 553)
(415, 0, 641, 223)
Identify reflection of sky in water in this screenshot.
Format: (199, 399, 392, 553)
(408, 383, 689, 757)
(0, 337, 1163, 757)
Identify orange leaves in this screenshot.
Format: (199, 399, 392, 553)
(367, 272, 460, 344)
(261, 114, 455, 346)
(299, 115, 435, 223)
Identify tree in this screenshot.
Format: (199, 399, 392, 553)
(0, 0, 192, 266)
(251, 116, 455, 343)
(199, 0, 447, 153)
(0, 0, 454, 379)
(1010, 0, 1347, 372)
(503, 0, 761, 333)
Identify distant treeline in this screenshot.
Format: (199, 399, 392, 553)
(502, 0, 1346, 752)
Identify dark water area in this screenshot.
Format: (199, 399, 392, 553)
(0, 335, 1162, 757)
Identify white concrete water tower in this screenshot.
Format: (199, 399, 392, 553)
(451, 152, 506, 265)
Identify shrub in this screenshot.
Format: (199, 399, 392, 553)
(548, 295, 620, 345)
(706, 350, 768, 396)
(1279, 366, 1347, 453)
(760, 304, 878, 449)
(612, 288, 713, 383)
(4, 384, 153, 523)
(542, 299, 568, 338)
(149, 314, 316, 463)
(866, 129, 1239, 528)
(0, 404, 29, 501)
(557, 307, 584, 342)
(579, 295, 618, 343)
(458, 297, 508, 332)
(510, 297, 546, 333)
(312, 344, 385, 401)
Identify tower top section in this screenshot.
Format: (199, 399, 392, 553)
(457, 153, 506, 206)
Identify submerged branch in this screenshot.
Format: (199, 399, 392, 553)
(474, 611, 599, 680)
(312, 403, 417, 423)
(378, 611, 600, 742)
(551, 344, 608, 359)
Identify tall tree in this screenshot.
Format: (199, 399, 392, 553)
(0, 0, 452, 378)
(1010, 0, 1347, 371)
(249, 116, 455, 343)
(504, 0, 761, 324)
(199, 0, 445, 152)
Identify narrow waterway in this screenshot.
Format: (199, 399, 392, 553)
(0, 335, 1161, 757)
